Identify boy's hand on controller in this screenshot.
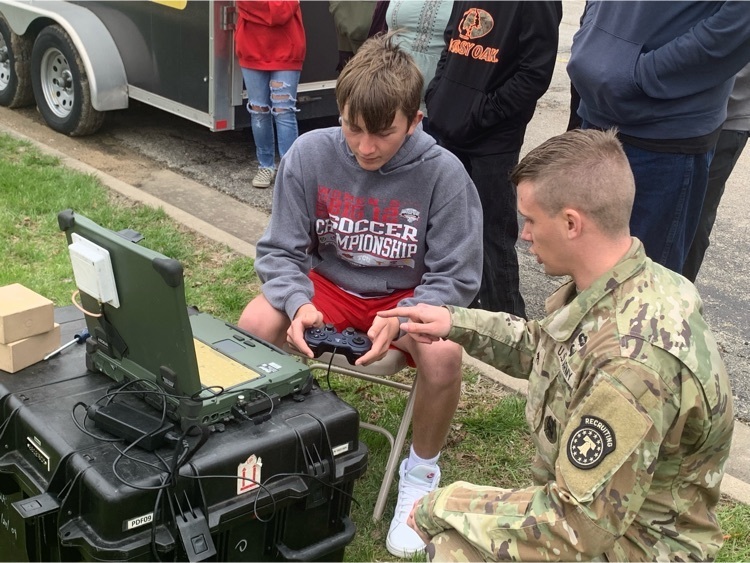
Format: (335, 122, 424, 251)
(357, 315, 400, 366)
(288, 303, 324, 357)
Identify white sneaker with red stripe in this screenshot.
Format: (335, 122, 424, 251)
(386, 459, 441, 558)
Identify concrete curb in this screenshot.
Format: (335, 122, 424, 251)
(4, 123, 749, 507)
(2, 126, 257, 259)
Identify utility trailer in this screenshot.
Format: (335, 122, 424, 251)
(0, 0, 339, 136)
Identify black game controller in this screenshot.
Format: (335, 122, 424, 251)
(304, 324, 372, 365)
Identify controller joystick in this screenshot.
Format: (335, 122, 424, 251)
(304, 325, 372, 365)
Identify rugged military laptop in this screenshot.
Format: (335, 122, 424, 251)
(57, 210, 312, 430)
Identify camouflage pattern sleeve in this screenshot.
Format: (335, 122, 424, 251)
(446, 306, 539, 380)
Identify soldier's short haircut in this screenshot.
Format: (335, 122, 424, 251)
(335, 32, 422, 134)
(511, 129, 635, 237)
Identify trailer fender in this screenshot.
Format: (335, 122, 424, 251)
(0, 0, 127, 111)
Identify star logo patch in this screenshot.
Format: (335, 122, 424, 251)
(567, 416, 616, 469)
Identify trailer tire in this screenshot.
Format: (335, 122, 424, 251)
(31, 24, 104, 136)
(0, 15, 34, 108)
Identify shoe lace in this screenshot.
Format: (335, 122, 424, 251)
(395, 477, 433, 520)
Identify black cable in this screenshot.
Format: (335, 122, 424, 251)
(111, 438, 188, 492)
(0, 406, 21, 440)
(104, 377, 201, 403)
(319, 345, 338, 390)
(70, 402, 121, 442)
(177, 472, 277, 522)
(259, 471, 360, 507)
(56, 466, 91, 507)
(150, 472, 171, 562)
(68, 376, 265, 492)
(108, 385, 178, 491)
(178, 468, 360, 524)
(111, 442, 171, 473)
(65, 375, 358, 555)
(103, 376, 276, 424)
(230, 386, 276, 421)
(190, 385, 225, 401)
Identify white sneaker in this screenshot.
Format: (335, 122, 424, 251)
(386, 459, 441, 558)
(252, 167, 275, 188)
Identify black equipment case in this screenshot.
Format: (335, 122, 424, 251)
(0, 308, 368, 561)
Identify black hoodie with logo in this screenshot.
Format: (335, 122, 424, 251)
(426, 1, 562, 156)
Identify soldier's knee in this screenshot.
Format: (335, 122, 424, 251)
(428, 530, 486, 562)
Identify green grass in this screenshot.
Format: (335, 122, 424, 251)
(717, 496, 750, 562)
(2, 131, 748, 562)
(0, 134, 257, 319)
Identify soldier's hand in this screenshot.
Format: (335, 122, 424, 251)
(379, 304, 451, 344)
(407, 500, 431, 544)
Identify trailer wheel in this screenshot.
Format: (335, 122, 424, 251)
(31, 25, 104, 136)
(0, 15, 34, 108)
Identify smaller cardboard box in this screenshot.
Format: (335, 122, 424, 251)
(0, 323, 61, 373)
(0, 284, 55, 344)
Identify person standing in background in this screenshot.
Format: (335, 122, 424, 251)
(368, 0, 390, 36)
(386, 0, 453, 137)
(234, 1, 306, 189)
(567, 1, 750, 275)
(425, 1, 562, 317)
(329, 1, 377, 72)
(683, 62, 750, 282)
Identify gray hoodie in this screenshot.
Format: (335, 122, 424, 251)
(255, 125, 483, 321)
(725, 62, 750, 132)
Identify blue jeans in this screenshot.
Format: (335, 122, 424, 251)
(452, 149, 526, 318)
(620, 141, 713, 274)
(241, 68, 301, 169)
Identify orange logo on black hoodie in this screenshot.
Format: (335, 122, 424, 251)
(450, 7, 499, 63)
(458, 8, 494, 40)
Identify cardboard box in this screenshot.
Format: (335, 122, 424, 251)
(0, 324, 61, 373)
(0, 284, 55, 344)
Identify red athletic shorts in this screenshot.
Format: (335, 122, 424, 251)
(309, 270, 416, 365)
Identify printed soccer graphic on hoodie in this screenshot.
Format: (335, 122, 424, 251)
(315, 187, 421, 268)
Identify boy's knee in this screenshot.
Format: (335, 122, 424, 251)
(413, 341, 463, 386)
(238, 295, 288, 345)
(416, 340, 462, 369)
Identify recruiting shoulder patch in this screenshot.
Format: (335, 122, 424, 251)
(558, 376, 653, 503)
(567, 416, 616, 469)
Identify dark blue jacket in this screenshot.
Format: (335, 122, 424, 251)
(567, 1, 750, 140)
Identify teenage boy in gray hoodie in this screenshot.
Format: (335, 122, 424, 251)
(237, 33, 483, 559)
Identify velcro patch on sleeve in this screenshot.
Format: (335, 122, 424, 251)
(559, 377, 652, 502)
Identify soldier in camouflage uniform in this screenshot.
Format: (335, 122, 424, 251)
(381, 128, 735, 562)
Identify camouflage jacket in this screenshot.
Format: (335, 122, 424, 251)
(414, 239, 734, 561)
